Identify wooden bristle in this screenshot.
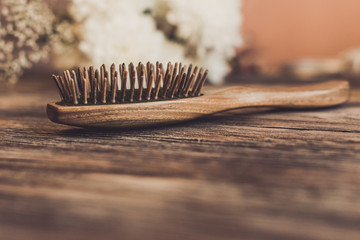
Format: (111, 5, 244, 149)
(101, 77, 107, 104)
(100, 64, 105, 91)
(154, 68, 162, 100)
(176, 66, 187, 96)
(139, 66, 145, 101)
(118, 64, 123, 90)
(71, 70, 80, 98)
(177, 73, 187, 97)
(184, 73, 196, 97)
(146, 72, 154, 101)
(89, 66, 95, 92)
(159, 63, 165, 82)
(191, 68, 204, 96)
(155, 62, 159, 82)
(188, 66, 198, 92)
(129, 63, 135, 102)
(83, 67, 91, 96)
(93, 69, 99, 104)
(195, 70, 208, 96)
(60, 74, 71, 101)
(62, 71, 71, 99)
(161, 63, 173, 99)
(120, 69, 127, 103)
(82, 76, 88, 105)
(52, 75, 65, 100)
(169, 62, 178, 91)
(111, 70, 117, 104)
(185, 64, 193, 84)
(146, 62, 151, 83)
(76, 67, 82, 90)
(162, 62, 170, 91)
(70, 77, 78, 105)
(52, 62, 208, 105)
(169, 74, 180, 98)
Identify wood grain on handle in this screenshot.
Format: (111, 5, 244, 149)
(206, 79, 350, 110)
(47, 80, 350, 128)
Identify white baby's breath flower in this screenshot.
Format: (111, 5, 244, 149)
(54, 0, 243, 84)
(0, 0, 54, 85)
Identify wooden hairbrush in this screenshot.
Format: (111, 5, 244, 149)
(47, 62, 350, 128)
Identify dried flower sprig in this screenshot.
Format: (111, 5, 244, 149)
(0, 0, 54, 85)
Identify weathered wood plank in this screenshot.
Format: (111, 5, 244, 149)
(0, 74, 360, 240)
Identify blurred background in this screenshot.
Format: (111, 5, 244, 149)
(1, 0, 360, 86)
(242, 0, 360, 78)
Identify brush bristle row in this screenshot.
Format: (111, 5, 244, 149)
(52, 62, 208, 105)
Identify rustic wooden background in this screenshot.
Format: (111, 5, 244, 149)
(1, 71, 360, 240)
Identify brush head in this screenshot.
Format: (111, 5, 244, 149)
(52, 62, 208, 106)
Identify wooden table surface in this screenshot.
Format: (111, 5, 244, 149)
(1, 73, 360, 240)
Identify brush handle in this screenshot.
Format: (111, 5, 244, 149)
(204, 80, 350, 112)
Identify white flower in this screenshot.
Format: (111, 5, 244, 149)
(153, 0, 242, 82)
(55, 0, 243, 84)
